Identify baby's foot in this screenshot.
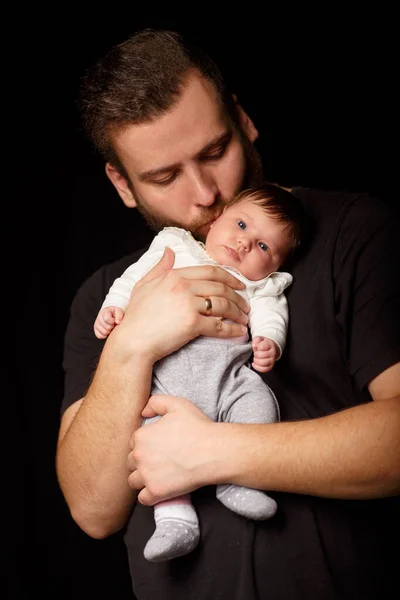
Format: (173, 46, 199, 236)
(216, 484, 277, 520)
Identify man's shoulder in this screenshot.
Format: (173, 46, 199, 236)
(291, 185, 371, 206)
(290, 186, 391, 227)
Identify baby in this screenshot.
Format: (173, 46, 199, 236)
(94, 184, 305, 562)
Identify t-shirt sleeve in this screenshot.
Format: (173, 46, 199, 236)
(60, 269, 107, 416)
(333, 196, 400, 390)
(60, 247, 151, 417)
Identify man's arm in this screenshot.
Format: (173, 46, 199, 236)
(220, 361, 400, 499)
(56, 249, 249, 538)
(129, 361, 400, 504)
(56, 346, 152, 539)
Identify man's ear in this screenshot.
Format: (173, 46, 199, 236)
(233, 94, 259, 142)
(105, 163, 137, 207)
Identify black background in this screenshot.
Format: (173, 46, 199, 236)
(8, 7, 396, 599)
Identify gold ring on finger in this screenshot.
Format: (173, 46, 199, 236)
(204, 297, 213, 315)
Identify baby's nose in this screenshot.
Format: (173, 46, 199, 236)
(238, 238, 250, 251)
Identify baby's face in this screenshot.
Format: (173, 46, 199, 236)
(205, 199, 292, 280)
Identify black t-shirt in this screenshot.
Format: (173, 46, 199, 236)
(61, 188, 400, 599)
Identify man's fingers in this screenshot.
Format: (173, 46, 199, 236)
(174, 264, 246, 290)
(189, 281, 249, 314)
(143, 393, 183, 418)
(127, 450, 136, 471)
(137, 488, 154, 506)
(141, 404, 159, 418)
(199, 316, 247, 338)
(196, 295, 249, 325)
(128, 468, 145, 491)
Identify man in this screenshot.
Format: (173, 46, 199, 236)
(56, 29, 400, 599)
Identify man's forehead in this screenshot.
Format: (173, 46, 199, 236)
(113, 73, 230, 172)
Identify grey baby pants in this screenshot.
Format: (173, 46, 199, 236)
(149, 335, 279, 425)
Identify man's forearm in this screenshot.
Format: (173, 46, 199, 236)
(56, 342, 154, 538)
(210, 398, 400, 499)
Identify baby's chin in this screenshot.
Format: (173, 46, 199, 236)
(210, 253, 266, 281)
(206, 247, 244, 275)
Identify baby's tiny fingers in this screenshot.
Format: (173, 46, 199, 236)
(95, 329, 107, 340)
(253, 350, 271, 359)
(252, 362, 273, 373)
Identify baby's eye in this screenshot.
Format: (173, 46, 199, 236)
(258, 241, 269, 252)
(237, 220, 246, 230)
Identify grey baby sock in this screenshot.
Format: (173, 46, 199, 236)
(216, 484, 277, 520)
(144, 500, 200, 562)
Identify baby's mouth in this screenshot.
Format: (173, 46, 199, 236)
(224, 246, 240, 261)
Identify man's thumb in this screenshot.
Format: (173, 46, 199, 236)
(140, 247, 175, 283)
(141, 393, 179, 418)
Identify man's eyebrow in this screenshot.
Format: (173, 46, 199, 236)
(137, 131, 232, 181)
(138, 164, 179, 182)
(196, 130, 232, 158)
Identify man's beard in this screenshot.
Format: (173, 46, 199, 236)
(131, 132, 264, 242)
(133, 197, 226, 242)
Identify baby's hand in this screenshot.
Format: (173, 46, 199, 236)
(94, 306, 125, 339)
(251, 336, 279, 373)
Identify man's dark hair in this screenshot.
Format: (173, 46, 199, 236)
(79, 29, 239, 169)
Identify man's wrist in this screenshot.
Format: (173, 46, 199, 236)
(195, 422, 251, 487)
(104, 325, 158, 368)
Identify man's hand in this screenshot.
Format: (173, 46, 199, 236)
(110, 247, 249, 364)
(127, 394, 215, 505)
(252, 336, 279, 372)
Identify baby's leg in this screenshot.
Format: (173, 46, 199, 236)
(151, 336, 279, 521)
(143, 495, 200, 562)
(216, 369, 279, 520)
(216, 485, 277, 520)
(142, 416, 200, 562)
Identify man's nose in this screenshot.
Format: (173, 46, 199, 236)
(192, 166, 218, 206)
